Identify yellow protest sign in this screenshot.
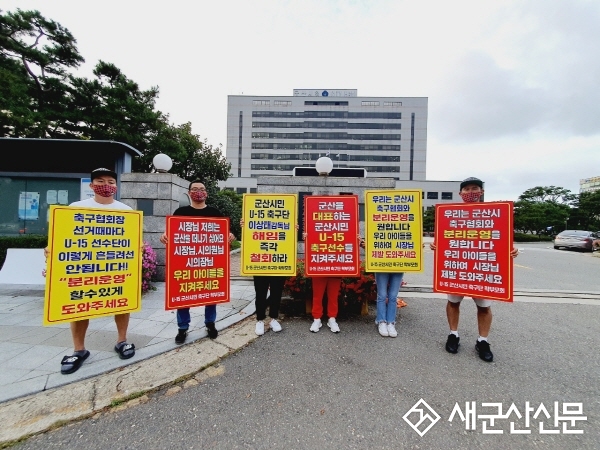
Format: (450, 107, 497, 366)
(241, 194, 297, 276)
(365, 190, 423, 272)
(44, 206, 143, 325)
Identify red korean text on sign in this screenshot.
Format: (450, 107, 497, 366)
(433, 202, 514, 302)
(304, 195, 359, 277)
(165, 217, 230, 310)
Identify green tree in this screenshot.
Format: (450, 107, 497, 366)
(570, 190, 600, 231)
(136, 121, 231, 187)
(514, 186, 576, 234)
(423, 206, 435, 232)
(518, 186, 576, 205)
(206, 187, 242, 238)
(1, 8, 231, 188)
(514, 200, 570, 235)
(0, 8, 83, 137)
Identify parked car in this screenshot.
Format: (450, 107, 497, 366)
(593, 236, 600, 252)
(553, 230, 598, 252)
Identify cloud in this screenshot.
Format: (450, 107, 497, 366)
(431, 51, 546, 142)
(432, 0, 600, 143)
(427, 134, 600, 200)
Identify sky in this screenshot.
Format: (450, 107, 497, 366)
(4, 0, 600, 201)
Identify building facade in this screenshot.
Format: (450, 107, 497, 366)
(224, 89, 427, 192)
(580, 176, 600, 193)
(0, 138, 140, 236)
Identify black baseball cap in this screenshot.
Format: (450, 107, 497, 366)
(91, 168, 117, 180)
(460, 177, 483, 190)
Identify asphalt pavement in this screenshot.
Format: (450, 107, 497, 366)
(2, 243, 600, 448)
(13, 297, 600, 450)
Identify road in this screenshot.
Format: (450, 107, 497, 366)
(16, 293, 600, 449)
(406, 242, 600, 291)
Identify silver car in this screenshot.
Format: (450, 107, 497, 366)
(553, 230, 598, 252)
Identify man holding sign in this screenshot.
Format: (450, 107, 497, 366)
(431, 177, 518, 362)
(45, 168, 137, 375)
(160, 180, 235, 344)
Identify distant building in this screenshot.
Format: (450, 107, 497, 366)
(580, 176, 600, 193)
(220, 89, 461, 209)
(224, 89, 426, 182)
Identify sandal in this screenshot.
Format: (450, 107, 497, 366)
(60, 350, 90, 375)
(114, 342, 136, 360)
(396, 298, 408, 308)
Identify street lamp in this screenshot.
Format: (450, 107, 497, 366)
(315, 156, 333, 176)
(153, 153, 173, 173)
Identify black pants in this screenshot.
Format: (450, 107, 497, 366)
(254, 276, 286, 321)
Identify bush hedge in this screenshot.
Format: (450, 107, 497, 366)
(514, 232, 554, 242)
(0, 235, 48, 270)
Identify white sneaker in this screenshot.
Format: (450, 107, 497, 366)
(310, 319, 322, 333)
(270, 318, 282, 332)
(327, 317, 340, 333)
(378, 322, 389, 337)
(387, 323, 398, 338)
(255, 321, 265, 336)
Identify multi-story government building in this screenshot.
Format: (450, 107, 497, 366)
(225, 89, 426, 184)
(221, 89, 461, 212)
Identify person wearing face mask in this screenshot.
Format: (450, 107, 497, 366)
(430, 177, 519, 363)
(160, 180, 236, 344)
(45, 168, 136, 374)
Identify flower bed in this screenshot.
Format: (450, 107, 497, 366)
(142, 241, 158, 293)
(284, 259, 377, 312)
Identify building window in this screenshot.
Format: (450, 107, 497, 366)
(361, 101, 380, 106)
(252, 100, 270, 106)
(252, 111, 401, 119)
(251, 132, 400, 140)
(441, 192, 453, 200)
(304, 101, 349, 106)
(427, 192, 439, 199)
(236, 188, 247, 194)
(383, 101, 402, 106)
(250, 188, 257, 193)
(273, 100, 292, 106)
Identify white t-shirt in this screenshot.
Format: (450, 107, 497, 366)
(69, 198, 132, 210)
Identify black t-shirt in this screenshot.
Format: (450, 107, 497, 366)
(172, 205, 225, 217)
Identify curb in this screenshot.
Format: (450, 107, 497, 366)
(0, 317, 259, 445)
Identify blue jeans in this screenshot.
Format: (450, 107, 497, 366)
(176, 305, 217, 330)
(375, 272, 404, 324)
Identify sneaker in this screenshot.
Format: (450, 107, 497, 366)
(310, 319, 322, 333)
(475, 340, 494, 362)
(327, 317, 340, 333)
(270, 319, 282, 332)
(175, 329, 188, 344)
(255, 321, 265, 336)
(387, 323, 398, 338)
(206, 322, 218, 339)
(445, 334, 460, 354)
(378, 322, 389, 337)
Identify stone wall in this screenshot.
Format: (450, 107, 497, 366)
(120, 173, 189, 281)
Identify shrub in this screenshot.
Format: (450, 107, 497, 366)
(514, 232, 554, 242)
(283, 259, 312, 300)
(284, 259, 377, 310)
(339, 263, 377, 308)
